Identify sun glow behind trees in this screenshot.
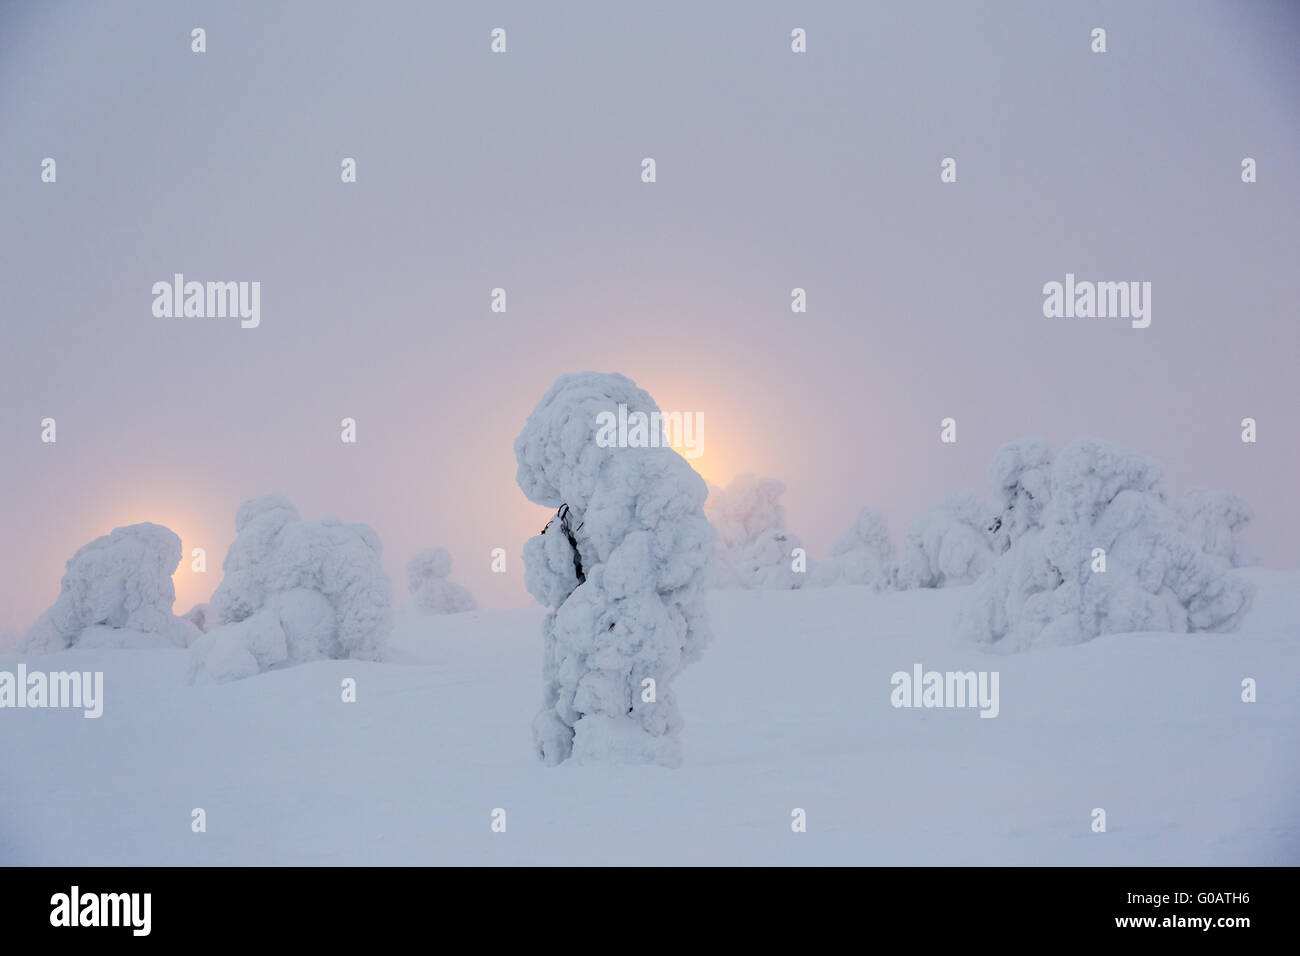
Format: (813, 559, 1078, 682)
(98, 505, 212, 614)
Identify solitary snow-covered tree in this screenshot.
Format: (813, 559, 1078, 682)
(808, 507, 894, 588)
(187, 495, 393, 683)
(1173, 488, 1254, 569)
(705, 473, 805, 588)
(515, 372, 714, 767)
(893, 491, 996, 590)
(961, 437, 1254, 650)
(25, 522, 200, 652)
(406, 547, 477, 613)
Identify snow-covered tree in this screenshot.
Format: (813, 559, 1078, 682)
(182, 602, 215, 634)
(406, 547, 477, 613)
(1173, 488, 1254, 568)
(893, 491, 995, 589)
(705, 473, 805, 588)
(188, 495, 393, 683)
(733, 528, 806, 588)
(986, 437, 1053, 554)
(515, 372, 714, 767)
(808, 507, 893, 588)
(24, 522, 200, 653)
(961, 437, 1254, 650)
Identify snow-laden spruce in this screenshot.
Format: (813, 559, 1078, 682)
(892, 491, 996, 590)
(24, 522, 200, 653)
(406, 547, 477, 614)
(515, 372, 714, 767)
(808, 507, 893, 588)
(961, 437, 1254, 650)
(705, 473, 804, 588)
(187, 495, 393, 683)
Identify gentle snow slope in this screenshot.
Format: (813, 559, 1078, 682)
(2, 570, 1297, 865)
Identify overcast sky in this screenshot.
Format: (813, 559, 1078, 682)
(2, 0, 1298, 631)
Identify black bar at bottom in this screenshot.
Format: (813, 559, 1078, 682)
(0, 866, 1284, 941)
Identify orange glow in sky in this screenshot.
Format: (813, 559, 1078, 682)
(677, 447, 727, 489)
(97, 502, 220, 615)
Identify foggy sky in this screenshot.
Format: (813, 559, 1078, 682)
(2, 0, 1298, 632)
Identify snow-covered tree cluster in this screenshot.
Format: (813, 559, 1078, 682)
(960, 437, 1254, 650)
(406, 547, 477, 614)
(24, 522, 200, 652)
(187, 494, 393, 683)
(705, 474, 804, 589)
(515, 372, 714, 767)
(808, 507, 893, 588)
(807, 495, 995, 592)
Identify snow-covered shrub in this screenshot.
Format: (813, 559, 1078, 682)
(188, 495, 393, 683)
(515, 372, 714, 767)
(893, 491, 995, 589)
(961, 437, 1254, 650)
(705, 474, 804, 588)
(1173, 488, 1254, 568)
(808, 507, 893, 588)
(24, 522, 199, 653)
(406, 547, 477, 614)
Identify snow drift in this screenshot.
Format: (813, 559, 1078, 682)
(515, 372, 714, 767)
(188, 495, 393, 683)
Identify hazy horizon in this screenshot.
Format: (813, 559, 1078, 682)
(3, 0, 1299, 633)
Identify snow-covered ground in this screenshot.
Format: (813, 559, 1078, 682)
(3, 569, 1297, 865)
